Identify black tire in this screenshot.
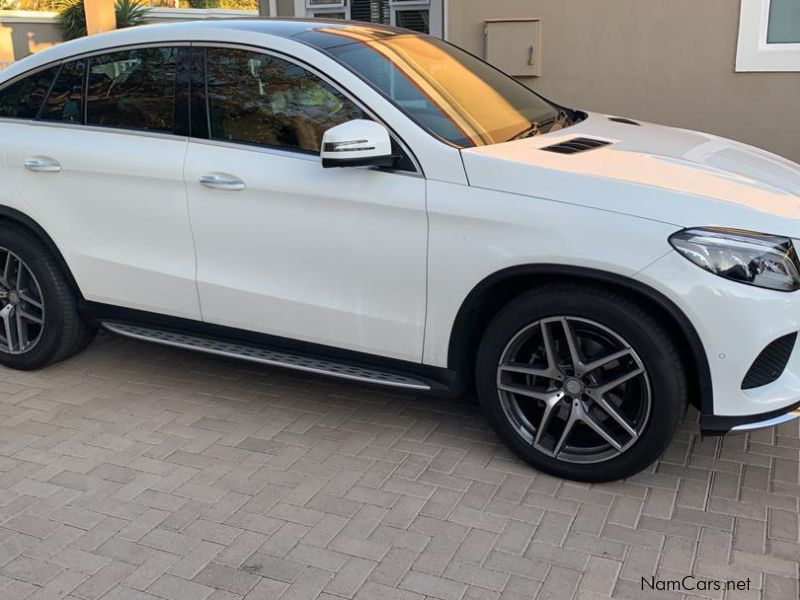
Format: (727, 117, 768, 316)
(476, 283, 687, 482)
(0, 224, 95, 370)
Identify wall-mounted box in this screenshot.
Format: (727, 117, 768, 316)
(485, 18, 542, 77)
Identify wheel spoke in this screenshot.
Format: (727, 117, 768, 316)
(19, 293, 42, 309)
(533, 396, 561, 448)
(591, 395, 638, 437)
(592, 367, 645, 396)
(1, 251, 11, 288)
(558, 318, 583, 371)
(18, 309, 43, 325)
(15, 306, 26, 350)
(16, 259, 23, 289)
(580, 348, 633, 376)
(500, 361, 556, 379)
(498, 381, 559, 403)
(580, 407, 623, 451)
(541, 321, 560, 376)
(553, 404, 579, 457)
(0, 303, 15, 352)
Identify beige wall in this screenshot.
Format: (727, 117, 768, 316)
(448, 0, 800, 163)
(276, 0, 294, 17)
(0, 14, 60, 65)
(0, 8, 258, 65)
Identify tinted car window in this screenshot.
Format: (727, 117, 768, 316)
(0, 66, 59, 119)
(87, 47, 178, 133)
(39, 59, 85, 123)
(300, 30, 564, 147)
(205, 47, 365, 153)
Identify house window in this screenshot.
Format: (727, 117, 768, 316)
(767, 0, 800, 42)
(736, 0, 800, 71)
(304, 0, 439, 36)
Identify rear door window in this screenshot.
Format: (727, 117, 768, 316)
(86, 47, 179, 133)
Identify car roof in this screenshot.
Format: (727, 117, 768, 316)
(0, 18, 419, 83)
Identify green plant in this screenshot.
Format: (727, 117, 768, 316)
(186, 0, 256, 9)
(56, 0, 151, 41)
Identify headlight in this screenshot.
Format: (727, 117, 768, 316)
(669, 227, 800, 292)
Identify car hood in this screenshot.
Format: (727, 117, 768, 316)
(461, 112, 800, 237)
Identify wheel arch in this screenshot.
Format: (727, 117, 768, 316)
(447, 264, 712, 413)
(0, 205, 83, 300)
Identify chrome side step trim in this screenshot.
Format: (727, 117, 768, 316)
(102, 322, 432, 391)
(729, 409, 800, 433)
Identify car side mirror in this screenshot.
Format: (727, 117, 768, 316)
(321, 120, 397, 169)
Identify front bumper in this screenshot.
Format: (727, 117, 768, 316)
(700, 399, 800, 435)
(636, 250, 800, 429)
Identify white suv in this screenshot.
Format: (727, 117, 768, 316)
(0, 19, 798, 482)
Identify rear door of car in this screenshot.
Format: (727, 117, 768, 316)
(3, 46, 201, 320)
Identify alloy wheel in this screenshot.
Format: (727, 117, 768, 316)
(0, 247, 45, 355)
(496, 316, 651, 464)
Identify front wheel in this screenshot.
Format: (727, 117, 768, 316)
(476, 284, 687, 482)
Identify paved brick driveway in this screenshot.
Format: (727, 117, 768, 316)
(0, 332, 797, 600)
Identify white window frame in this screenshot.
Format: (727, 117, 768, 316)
(305, 0, 346, 9)
(389, 0, 429, 30)
(298, 0, 443, 37)
(736, 0, 800, 72)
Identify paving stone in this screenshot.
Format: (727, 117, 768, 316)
(192, 563, 260, 595)
(0, 338, 796, 600)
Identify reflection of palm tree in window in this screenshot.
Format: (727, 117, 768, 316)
(87, 48, 176, 131)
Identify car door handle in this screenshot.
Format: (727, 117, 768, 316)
(24, 158, 61, 173)
(199, 174, 246, 191)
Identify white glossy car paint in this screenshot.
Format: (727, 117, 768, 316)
(3, 122, 200, 319)
(184, 140, 428, 361)
(0, 20, 799, 424)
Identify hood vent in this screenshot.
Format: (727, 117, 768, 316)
(608, 116, 641, 126)
(541, 137, 613, 155)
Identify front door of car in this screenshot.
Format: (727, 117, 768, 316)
(5, 47, 201, 320)
(184, 46, 428, 362)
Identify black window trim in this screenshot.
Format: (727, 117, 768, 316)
(8, 42, 193, 143)
(0, 39, 423, 177)
(190, 40, 423, 177)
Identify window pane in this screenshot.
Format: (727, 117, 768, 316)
(395, 9, 430, 33)
(317, 33, 559, 147)
(0, 66, 59, 119)
(205, 48, 365, 153)
(768, 0, 800, 43)
(39, 60, 84, 123)
(351, 0, 390, 25)
(87, 47, 178, 133)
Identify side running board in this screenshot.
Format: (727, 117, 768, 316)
(102, 322, 432, 391)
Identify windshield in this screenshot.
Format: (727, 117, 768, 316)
(297, 26, 570, 148)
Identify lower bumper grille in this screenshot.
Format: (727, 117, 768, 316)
(741, 332, 797, 390)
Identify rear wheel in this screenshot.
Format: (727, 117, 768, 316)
(0, 225, 95, 370)
(476, 284, 687, 482)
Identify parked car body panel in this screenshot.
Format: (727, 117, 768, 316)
(184, 140, 429, 362)
(2, 121, 201, 319)
(422, 180, 679, 367)
(461, 113, 800, 236)
(0, 18, 799, 433)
